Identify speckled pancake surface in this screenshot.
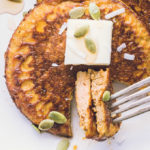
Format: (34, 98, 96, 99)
(5, 0, 150, 137)
(122, 0, 150, 32)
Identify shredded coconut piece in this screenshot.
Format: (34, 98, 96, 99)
(129, 41, 133, 45)
(65, 98, 70, 101)
(124, 53, 135, 60)
(51, 63, 59, 67)
(59, 22, 67, 35)
(117, 43, 126, 52)
(105, 8, 125, 19)
(70, 66, 73, 70)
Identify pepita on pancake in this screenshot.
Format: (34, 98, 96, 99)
(102, 91, 111, 102)
(89, 2, 100, 20)
(69, 7, 85, 19)
(49, 111, 67, 124)
(38, 119, 54, 131)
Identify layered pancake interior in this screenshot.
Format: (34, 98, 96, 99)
(75, 69, 120, 140)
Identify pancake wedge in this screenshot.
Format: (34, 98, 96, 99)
(75, 71, 97, 138)
(75, 69, 119, 140)
(5, 0, 150, 137)
(90, 69, 119, 139)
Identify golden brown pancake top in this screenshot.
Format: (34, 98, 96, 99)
(121, 0, 150, 32)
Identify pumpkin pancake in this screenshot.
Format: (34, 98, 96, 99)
(5, 0, 150, 137)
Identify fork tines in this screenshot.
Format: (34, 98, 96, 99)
(113, 105, 150, 123)
(111, 77, 150, 122)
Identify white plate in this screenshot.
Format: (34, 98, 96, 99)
(0, 1, 150, 150)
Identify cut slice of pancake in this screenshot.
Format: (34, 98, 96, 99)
(5, 0, 150, 137)
(75, 69, 119, 140)
(75, 71, 97, 138)
(90, 69, 119, 139)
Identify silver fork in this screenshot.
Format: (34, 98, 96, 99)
(111, 77, 150, 123)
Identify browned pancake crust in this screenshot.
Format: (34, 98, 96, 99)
(5, 0, 150, 137)
(121, 0, 150, 32)
(38, 0, 150, 32)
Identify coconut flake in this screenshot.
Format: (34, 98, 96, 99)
(105, 8, 125, 19)
(65, 98, 71, 101)
(51, 63, 59, 67)
(129, 41, 133, 45)
(59, 22, 67, 35)
(117, 43, 126, 52)
(124, 53, 135, 60)
(70, 66, 73, 70)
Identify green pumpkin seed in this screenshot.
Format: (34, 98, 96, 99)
(89, 2, 100, 20)
(49, 111, 67, 124)
(84, 37, 96, 54)
(102, 91, 111, 102)
(56, 139, 70, 150)
(32, 124, 41, 133)
(9, 0, 22, 3)
(74, 25, 89, 38)
(38, 119, 54, 131)
(69, 7, 85, 19)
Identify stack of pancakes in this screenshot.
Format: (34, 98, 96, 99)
(5, 0, 150, 138)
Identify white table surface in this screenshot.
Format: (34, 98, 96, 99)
(0, 1, 150, 150)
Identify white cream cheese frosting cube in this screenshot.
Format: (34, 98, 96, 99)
(64, 19, 113, 65)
